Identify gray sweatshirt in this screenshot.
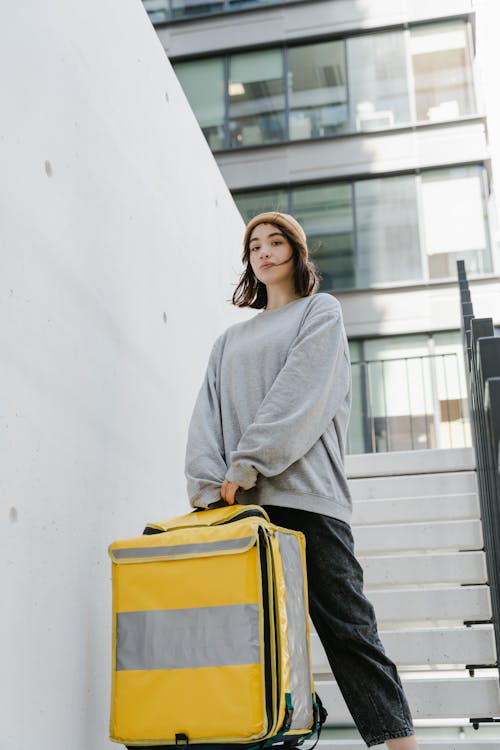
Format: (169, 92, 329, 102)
(184, 292, 353, 523)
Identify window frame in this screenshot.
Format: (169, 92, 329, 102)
(346, 330, 471, 454)
(172, 17, 477, 152)
(233, 163, 493, 293)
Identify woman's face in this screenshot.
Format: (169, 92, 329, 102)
(248, 223, 295, 286)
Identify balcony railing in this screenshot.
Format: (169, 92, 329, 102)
(347, 352, 471, 455)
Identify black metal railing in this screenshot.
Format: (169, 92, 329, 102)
(347, 352, 470, 455)
(457, 259, 500, 676)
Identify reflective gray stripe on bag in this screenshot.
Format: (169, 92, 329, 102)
(116, 604, 260, 671)
(276, 532, 313, 730)
(113, 536, 253, 559)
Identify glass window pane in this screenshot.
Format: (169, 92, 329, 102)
(363, 335, 435, 451)
(234, 190, 288, 224)
(291, 183, 354, 292)
(347, 340, 367, 454)
(411, 21, 476, 121)
(229, 0, 283, 7)
(172, 0, 224, 18)
(347, 31, 410, 132)
(288, 41, 348, 140)
(229, 49, 286, 147)
(143, 0, 170, 23)
(348, 340, 362, 362)
(169, 0, 296, 18)
(354, 176, 422, 286)
(421, 166, 491, 278)
(348, 360, 368, 454)
(175, 59, 225, 150)
(432, 331, 470, 448)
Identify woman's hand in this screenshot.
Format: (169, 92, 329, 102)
(221, 479, 250, 505)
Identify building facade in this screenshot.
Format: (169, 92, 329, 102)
(145, 0, 500, 455)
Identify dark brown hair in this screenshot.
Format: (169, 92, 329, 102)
(232, 212, 321, 309)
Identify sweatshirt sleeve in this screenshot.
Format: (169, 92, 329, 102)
(185, 336, 227, 508)
(225, 297, 350, 487)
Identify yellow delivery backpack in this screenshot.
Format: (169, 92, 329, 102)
(109, 503, 326, 749)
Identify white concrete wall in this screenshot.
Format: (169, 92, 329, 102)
(0, 1, 249, 747)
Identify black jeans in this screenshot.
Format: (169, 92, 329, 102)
(263, 505, 415, 748)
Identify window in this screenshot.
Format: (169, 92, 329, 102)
(346, 340, 365, 454)
(348, 332, 470, 454)
(172, 0, 224, 17)
(288, 41, 348, 140)
(347, 31, 410, 132)
(228, 0, 280, 8)
(175, 59, 225, 150)
(420, 166, 491, 278)
(143, 0, 170, 23)
(354, 175, 421, 286)
(291, 183, 354, 290)
(173, 20, 476, 150)
(410, 21, 476, 122)
(234, 165, 492, 291)
(145, 0, 294, 22)
(229, 50, 286, 147)
(235, 189, 288, 224)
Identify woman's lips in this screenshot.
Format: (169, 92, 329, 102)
(260, 262, 275, 269)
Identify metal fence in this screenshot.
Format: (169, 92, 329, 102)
(347, 352, 471, 455)
(457, 259, 500, 681)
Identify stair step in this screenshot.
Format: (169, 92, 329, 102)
(367, 585, 491, 625)
(311, 625, 497, 670)
(352, 493, 480, 525)
(314, 740, 500, 749)
(348, 471, 478, 501)
(354, 519, 483, 554)
(319, 448, 496, 735)
(346, 447, 475, 478)
(317, 674, 500, 722)
(362, 551, 487, 587)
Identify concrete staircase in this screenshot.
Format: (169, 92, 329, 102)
(311, 448, 500, 748)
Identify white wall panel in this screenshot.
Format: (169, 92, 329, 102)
(217, 121, 488, 191)
(337, 278, 500, 337)
(0, 1, 249, 747)
(158, 0, 473, 57)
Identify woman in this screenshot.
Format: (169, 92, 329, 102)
(185, 212, 418, 750)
